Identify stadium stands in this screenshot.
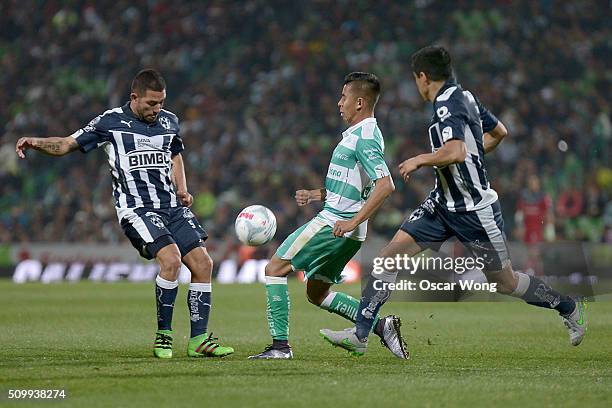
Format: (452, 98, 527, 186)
(1, 0, 609, 246)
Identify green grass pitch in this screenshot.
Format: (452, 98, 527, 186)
(0, 280, 610, 407)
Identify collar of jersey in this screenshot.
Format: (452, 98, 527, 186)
(121, 101, 151, 123)
(433, 78, 459, 103)
(342, 117, 377, 138)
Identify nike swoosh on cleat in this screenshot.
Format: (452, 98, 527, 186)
(341, 339, 361, 352)
(576, 302, 586, 325)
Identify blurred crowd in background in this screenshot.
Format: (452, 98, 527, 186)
(1, 0, 610, 252)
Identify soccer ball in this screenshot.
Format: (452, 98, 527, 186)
(235, 205, 277, 246)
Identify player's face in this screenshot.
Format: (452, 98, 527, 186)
(413, 72, 429, 101)
(131, 89, 166, 122)
(337, 84, 361, 125)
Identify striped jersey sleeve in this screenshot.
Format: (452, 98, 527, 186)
(355, 136, 390, 180)
(71, 111, 117, 153)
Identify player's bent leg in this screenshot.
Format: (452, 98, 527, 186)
(308, 279, 383, 336)
(181, 247, 233, 357)
(249, 256, 294, 359)
(153, 242, 182, 359)
(485, 262, 586, 346)
(306, 278, 332, 306)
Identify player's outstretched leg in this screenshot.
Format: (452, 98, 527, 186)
(490, 265, 587, 346)
(249, 257, 293, 359)
(307, 280, 408, 359)
(561, 298, 588, 346)
(183, 247, 234, 357)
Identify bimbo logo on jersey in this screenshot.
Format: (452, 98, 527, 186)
(128, 150, 170, 169)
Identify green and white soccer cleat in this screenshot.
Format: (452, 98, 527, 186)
(562, 298, 587, 346)
(188, 333, 235, 357)
(319, 327, 368, 356)
(153, 330, 173, 359)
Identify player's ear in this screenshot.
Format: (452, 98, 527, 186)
(130, 92, 139, 102)
(415, 72, 428, 83)
(356, 97, 364, 111)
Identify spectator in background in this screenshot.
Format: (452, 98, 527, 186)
(515, 174, 552, 276)
(516, 174, 553, 244)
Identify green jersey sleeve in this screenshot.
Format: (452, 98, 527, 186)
(355, 137, 390, 180)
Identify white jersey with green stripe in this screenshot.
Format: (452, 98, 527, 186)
(318, 117, 390, 241)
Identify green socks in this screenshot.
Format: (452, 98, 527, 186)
(265, 278, 380, 342)
(320, 291, 380, 330)
(265, 276, 291, 340)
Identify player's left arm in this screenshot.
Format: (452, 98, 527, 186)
(332, 137, 394, 237)
(171, 153, 192, 207)
(483, 121, 508, 154)
(168, 122, 191, 207)
(477, 97, 508, 154)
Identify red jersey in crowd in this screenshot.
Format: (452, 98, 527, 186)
(517, 190, 551, 244)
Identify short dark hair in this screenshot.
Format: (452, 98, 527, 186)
(343, 72, 381, 109)
(131, 69, 166, 95)
(411, 46, 453, 81)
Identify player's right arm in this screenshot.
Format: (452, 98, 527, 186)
(295, 188, 326, 206)
(16, 136, 79, 158)
(17, 112, 112, 158)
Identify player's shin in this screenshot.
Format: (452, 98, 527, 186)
(510, 271, 576, 315)
(188, 282, 211, 338)
(266, 276, 291, 349)
(319, 291, 381, 334)
(155, 275, 178, 330)
(355, 270, 396, 341)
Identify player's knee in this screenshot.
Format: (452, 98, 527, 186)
(159, 253, 182, 279)
(264, 262, 280, 277)
(306, 290, 325, 306)
(265, 258, 289, 277)
(198, 252, 213, 272)
(187, 250, 213, 282)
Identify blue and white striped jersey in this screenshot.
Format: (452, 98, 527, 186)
(427, 80, 499, 212)
(71, 102, 184, 212)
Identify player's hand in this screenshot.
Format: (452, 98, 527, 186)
(398, 157, 421, 182)
(295, 190, 312, 206)
(176, 190, 193, 207)
(16, 137, 35, 159)
(332, 219, 356, 237)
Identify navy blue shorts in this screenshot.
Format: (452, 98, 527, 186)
(120, 206, 208, 260)
(400, 199, 509, 273)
